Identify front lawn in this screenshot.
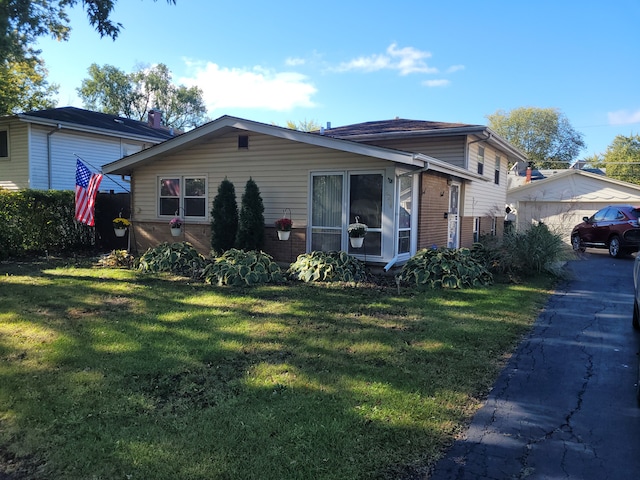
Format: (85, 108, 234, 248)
(0, 260, 554, 479)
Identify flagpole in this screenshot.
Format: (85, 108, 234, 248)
(73, 153, 131, 193)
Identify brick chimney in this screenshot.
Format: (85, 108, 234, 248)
(148, 109, 162, 129)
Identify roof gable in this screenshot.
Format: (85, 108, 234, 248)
(508, 169, 640, 202)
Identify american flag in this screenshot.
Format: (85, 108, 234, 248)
(75, 159, 103, 226)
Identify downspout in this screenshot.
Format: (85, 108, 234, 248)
(47, 124, 62, 189)
(384, 156, 430, 271)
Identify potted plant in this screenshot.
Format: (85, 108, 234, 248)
(112, 217, 130, 237)
(348, 218, 368, 248)
(170, 217, 183, 236)
(274, 217, 292, 241)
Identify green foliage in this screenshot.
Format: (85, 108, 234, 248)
(236, 177, 265, 251)
(486, 107, 585, 169)
(137, 242, 206, 276)
(0, 189, 95, 258)
(1, 1, 176, 62)
(0, 57, 58, 115)
(202, 248, 284, 286)
(210, 178, 238, 255)
(287, 250, 367, 283)
(398, 247, 493, 289)
(78, 62, 207, 129)
(472, 223, 570, 278)
(599, 134, 640, 185)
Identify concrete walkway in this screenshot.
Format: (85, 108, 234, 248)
(428, 251, 640, 480)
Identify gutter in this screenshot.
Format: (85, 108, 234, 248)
(46, 124, 62, 189)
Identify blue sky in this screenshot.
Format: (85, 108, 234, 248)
(36, 0, 640, 160)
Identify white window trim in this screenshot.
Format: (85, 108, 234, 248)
(157, 175, 208, 221)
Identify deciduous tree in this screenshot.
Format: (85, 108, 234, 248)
(598, 134, 640, 185)
(78, 63, 207, 130)
(486, 107, 585, 169)
(0, 58, 58, 115)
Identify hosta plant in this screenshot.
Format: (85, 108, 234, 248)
(138, 242, 206, 276)
(398, 247, 493, 289)
(202, 248, 284, 286)
(287, 250, 367, 283)
(98, 249, 135, 268)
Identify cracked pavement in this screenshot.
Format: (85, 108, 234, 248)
(428, 250, 640, 479)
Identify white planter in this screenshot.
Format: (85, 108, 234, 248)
(277, 230, 290, 241)
(114, 228, 127, 238)
(171, 227, 182, 237)
(350, 236, 364, 248)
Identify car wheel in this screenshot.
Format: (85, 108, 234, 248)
(571, 234, 585, 252)
(634, 299, 640, 330)
(609, 235, 622, 257)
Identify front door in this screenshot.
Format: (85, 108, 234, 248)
(447, 183, 460, 248)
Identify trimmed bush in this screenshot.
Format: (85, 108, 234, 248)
(202, 248, 284, 286)
(236, 178, 265, 251)
(287, 250, 367, 283)
(211, 178, 238, 254)
(398, 247, 493, 289)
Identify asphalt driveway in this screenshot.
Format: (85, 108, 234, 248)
(428, 250, 640, 480)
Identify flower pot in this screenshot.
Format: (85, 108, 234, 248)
(350, 236, 364, 248)
(114, 228, 127, 237)
(171, 227, 182, 237)
(277, 230, 290, 241)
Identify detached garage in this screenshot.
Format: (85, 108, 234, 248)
(507, 169, 640, 243)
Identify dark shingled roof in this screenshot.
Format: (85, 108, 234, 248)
(322, 118, 483, 137)
(20, 107, 176, 141)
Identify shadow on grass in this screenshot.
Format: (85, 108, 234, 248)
(0, 262, 553, 479)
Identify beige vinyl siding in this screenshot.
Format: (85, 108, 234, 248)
(359, 136, 467, 168)
(463, 140, 508, 218)
(0, 121, 29, 190)
(133, 131, 392, 227)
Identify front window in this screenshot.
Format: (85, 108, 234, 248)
(310, 171, 383, 257)
(494, 155, 501, 184)
(159, 176, 206, 219)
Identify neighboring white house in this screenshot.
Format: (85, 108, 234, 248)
(0, 107, 176, 193)
(507, 168, 640, 243)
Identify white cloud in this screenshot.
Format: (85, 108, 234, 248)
(285, 57, 306, 66)
(608, 109, 640, 125)
(446, 64, 465, 74)
(180, 60, 317, 113)
(422, 79, 450, 87)
(335, 43, 438, 76)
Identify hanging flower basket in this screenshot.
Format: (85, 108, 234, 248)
(275, 217, 292, 241)
(170, 217, 183, 237)
(348, 217, 368, 249)
(113, 217, 130, 237)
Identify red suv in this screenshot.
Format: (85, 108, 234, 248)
(571, 205, 640, 257)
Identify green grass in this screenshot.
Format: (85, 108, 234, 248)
(0, 259, 554, 479)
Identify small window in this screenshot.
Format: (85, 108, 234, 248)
(477, 146, 484, 175)
(0, 131, 8, 158)
(159, 176, 207, 218)
(238, 135, 249, 149)
(494, 155, 501, 184)
(473, 217, 480, 242)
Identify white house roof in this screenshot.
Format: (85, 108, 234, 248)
(508, 168, 640, 202)
(103, 115, 484, 181)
